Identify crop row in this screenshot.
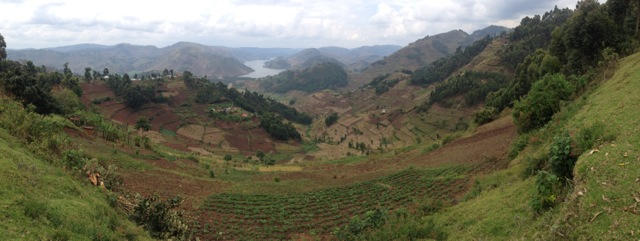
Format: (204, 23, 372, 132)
(195, 165, 471, 240)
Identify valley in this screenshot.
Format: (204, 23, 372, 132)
(1, 1, 639, 240)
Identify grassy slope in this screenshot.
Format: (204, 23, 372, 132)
(0, 128, 152, 240)
(429, 52, 640, 239)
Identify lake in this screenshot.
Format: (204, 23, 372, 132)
(240, 60, 285, 78)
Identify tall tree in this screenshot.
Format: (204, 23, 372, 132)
(0, 33, 6, 61)
(84, 67, 92, 82)
(103, 67, 109, 76)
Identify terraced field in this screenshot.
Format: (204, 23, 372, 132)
(194, 165, 473, 240)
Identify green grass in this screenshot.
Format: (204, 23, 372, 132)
(160, 128, 176, 136)
(0, 128, 152, 241)
(406, 52, 640, 240)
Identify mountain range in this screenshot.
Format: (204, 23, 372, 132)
(7, 25, 508, 80)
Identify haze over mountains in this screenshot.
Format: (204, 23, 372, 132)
(7, 25, 510, 82)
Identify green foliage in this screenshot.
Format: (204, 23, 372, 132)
(487, 49, 562, 112)
(131, 195, 189, 240)
(498, 7, 573, 69)
(550, 0, 621, 74)
(325, 112, 339, 127)
(201, 167, 466, 239)
(135, 118, 151, 131)
(508, 133, 529, 160)
(522, 155, 548, 178)
(334, 208, 388, 240)
(0, 97, 69, 160)
(411, 36, 493, 86)
(429, 71, 509, 107)
(223, 154, 232, 161)
(0, 33, 6, 60)
(513, 74, 574, 133)
(61, 149, 90, 171)
(262, 62, 348, 93)
(188, 79, 312, 125)
(473, 107, 499, 125)
(52, 88, 85, 115)
(0, 60, 64, 114)
(259, 112, 302, 141)
(530, 171, 559, 214)
(367, 74, 400, 95)
(548, 131, 577, 180)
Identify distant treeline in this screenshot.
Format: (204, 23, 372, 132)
(410, 35, 493, 86)
(428, 71, 509, 107)
(184, 71, 312, 125)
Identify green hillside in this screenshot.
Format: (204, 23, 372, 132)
(430, 48, 640, 240)
(0, 99, 152, 240)
(260, 61, 348, 93)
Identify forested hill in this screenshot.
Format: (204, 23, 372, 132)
(259, 62, 348, 93)
(349, 25, 510, 88)
(264, 45, 402, 72)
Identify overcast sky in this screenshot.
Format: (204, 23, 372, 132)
(1, 0, 580, 49)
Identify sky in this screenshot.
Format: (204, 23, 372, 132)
(1, 0, 580, 50)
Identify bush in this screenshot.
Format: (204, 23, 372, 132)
(508, 134, 529, 160)
(325, 113, 339, 127)
(530, 171, 560, 214)
(334, 208, 388, 240)
(131, 195, 189, 240)
(52, 88, 85, 115)
(522, 155, 547, 178)
(61, 149, 90, 171)
(549, 131, 577, 180)
(473, 107, 499, 125)
(513, 74, 574, 133)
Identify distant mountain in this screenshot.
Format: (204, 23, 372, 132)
(46, 43, 111, 53)
(7, 42, 298, 77)
(264, 45, 401, 72)
(350, 25, 511, 88)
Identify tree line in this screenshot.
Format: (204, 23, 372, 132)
(410, 35, 493, 86)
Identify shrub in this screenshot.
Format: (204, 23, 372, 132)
(131, 195, 189, 240)
(61, 149, 90, 171)
(508, 133, 529, 160)
(522, 155, 548, 178)
(530, 171, 559, 214)
(549, 131, 577, 180)
(52, 88, 85, 115)
(325, 112, 339, 127)
(223, 154, 232, 161)
(473, 107, 498, 125)
(513, 74, 574, 133)
(334, 208, 388, 240)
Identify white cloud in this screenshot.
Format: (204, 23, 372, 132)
(0, 0, 580, 49)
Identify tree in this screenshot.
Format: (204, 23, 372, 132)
(135, 118, 151, 131)
(223, 154, 232, 161)
(513, 74, 574, 133)
(84, 67, 92, 82)
(325, 113, 339, 127)
(103, 68, 109, 76)
(0, 33, 6, 61)
(163, 68, 170, 77)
